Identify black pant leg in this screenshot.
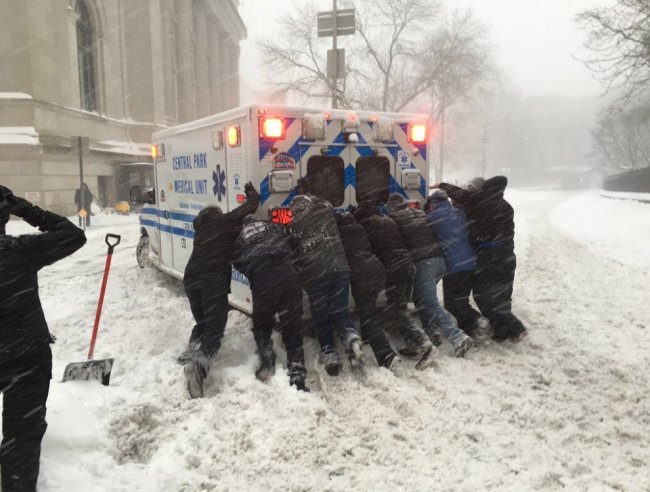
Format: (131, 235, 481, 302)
(183, 274, 205, 345)
(353, 285, 394, 367)
(197, 271, 231, 357)
(474, 250, 526, 339)
(251, 280, 278, 355)
(0, 349, 52, 492)
(276, 272, 305, 370)
(443, 270, 481, 335)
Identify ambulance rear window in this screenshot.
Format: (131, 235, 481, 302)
(356, 156, 390, 205)
(306, 156, 345, 207)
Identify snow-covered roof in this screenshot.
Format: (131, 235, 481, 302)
(94, 140, 151, 156)
(0, 92, 32, 100)
(0, 126, 40, 145)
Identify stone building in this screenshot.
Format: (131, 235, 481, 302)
(0, 0, 245, 215)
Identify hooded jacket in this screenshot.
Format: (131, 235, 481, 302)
(0, 203, 86, 362)
(438, 176, 515, 250)
(233, 217, 294, 285)
(288, 195, 349, 287)
(386, 193, 443, 262)
(426, 199, 477, 274)
(184, 194, 260, 277)
(353, 201, 412, 272)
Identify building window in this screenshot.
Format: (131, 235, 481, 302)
(76, 0, 97, 112)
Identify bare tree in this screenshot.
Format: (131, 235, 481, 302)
(577, 0, 650, 106)
(593, 103, 650, 170)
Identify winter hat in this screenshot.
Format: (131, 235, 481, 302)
(335, 211, 354, 226)
(430, 189, 448, 201)
(483, 175, 508, 193)
(290, 194, 313, 214)
(468, 177, 485, 191)
(386, 193, 407, 213)
(242, 214, 261, 226)
(353, 200, 379, 220)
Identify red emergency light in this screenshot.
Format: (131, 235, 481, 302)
(236, 194, 245, 204)
(260, 117, 285, 139)
(409, 124, 427, 143)
(270, 207, 293, 225)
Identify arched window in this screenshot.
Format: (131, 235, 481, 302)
(76, 0, 97, 112)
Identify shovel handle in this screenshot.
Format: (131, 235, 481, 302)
(105, 234, 121, 253)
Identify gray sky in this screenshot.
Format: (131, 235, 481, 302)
(238, 0, 616, 99)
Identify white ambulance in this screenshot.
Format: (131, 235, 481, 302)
(135, 104, 431, 314)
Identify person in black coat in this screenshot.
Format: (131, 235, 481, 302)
(0, 185, 86, 492)
(437, 176, 528, 342)
(74, 182, 94, 227)
(335, 212, 400, 369)
(233, 215, 308, 391)
(353, 201, 436, 370)
(288, 194, 362, 376)
(181, 182, 260, 398)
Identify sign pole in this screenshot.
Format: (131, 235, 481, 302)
(78, 136, 86, 230)
(332, 0, 338, 109)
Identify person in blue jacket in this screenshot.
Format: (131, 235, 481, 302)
(425, 189, 483, 337)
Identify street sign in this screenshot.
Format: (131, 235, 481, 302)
(327, 49, 345, 80)
(317, 9, 355, 37)
(70, 136, 90, 154)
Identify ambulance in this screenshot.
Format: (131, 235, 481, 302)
(135, 104, 431, 314)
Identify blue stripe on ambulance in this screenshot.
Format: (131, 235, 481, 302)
(140, 219, 195, 239)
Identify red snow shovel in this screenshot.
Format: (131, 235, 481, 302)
(63, 233, 121, 386)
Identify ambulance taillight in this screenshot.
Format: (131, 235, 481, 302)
(409, 124, 427, 143)
(270, 207, 293, 225)
(151, 145, 158, 159)
(261, 117, 285, 139)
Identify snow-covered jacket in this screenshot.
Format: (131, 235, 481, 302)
(438, 176, 515, 251)
(335, 213, 385, 293)
(353, 202, 413, 273)
(386, 194, 443, 262)
(0, 204, 86, 362)
(288, 196, 349, 287)
(233, 218, 294, 285)
(426, 200, 476, 274)
(184, 194, 260, 277)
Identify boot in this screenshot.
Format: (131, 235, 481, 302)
(321, 352, 341, 377)
(346, 335, 364, 370)
(415, 342, 438, 370)
(288, 362, 309, 392)
(184, 351, 211, 398)
(454, 336, 475, 358)
(255, 349, 277, 382)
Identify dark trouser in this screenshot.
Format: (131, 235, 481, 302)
(473, 247, 527, 340)
(183, 270, 231, 358)
(304, 272, 358, 358)
(443, 270, 482, 335)
(351, 283, 395, 367)
(251, 264, 305, 375)
(384, 262, 430, 349)
(0, 347, 52, 492)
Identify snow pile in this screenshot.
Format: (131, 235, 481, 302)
(550, 190, 650, 268)
(0, 92, 32, 99)
(3, 192, 650, 491)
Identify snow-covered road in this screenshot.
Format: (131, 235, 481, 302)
(4, 190, 650, 491)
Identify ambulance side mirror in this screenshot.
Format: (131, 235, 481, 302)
(130, 185, 156, 205)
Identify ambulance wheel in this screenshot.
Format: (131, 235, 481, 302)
(136, 235, 150, 268)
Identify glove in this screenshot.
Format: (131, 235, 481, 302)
(8, 195, 32, 218)
(0, 185, 13, 202)
(297, 177, 309, 194)
(244, 182, 260, 200)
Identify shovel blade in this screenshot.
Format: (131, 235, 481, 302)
(62, 359, 114, 386)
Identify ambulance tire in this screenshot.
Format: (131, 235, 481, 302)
(136, 235, 151, 268)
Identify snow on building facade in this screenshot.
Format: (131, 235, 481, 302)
(0, 0, 246, 215)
